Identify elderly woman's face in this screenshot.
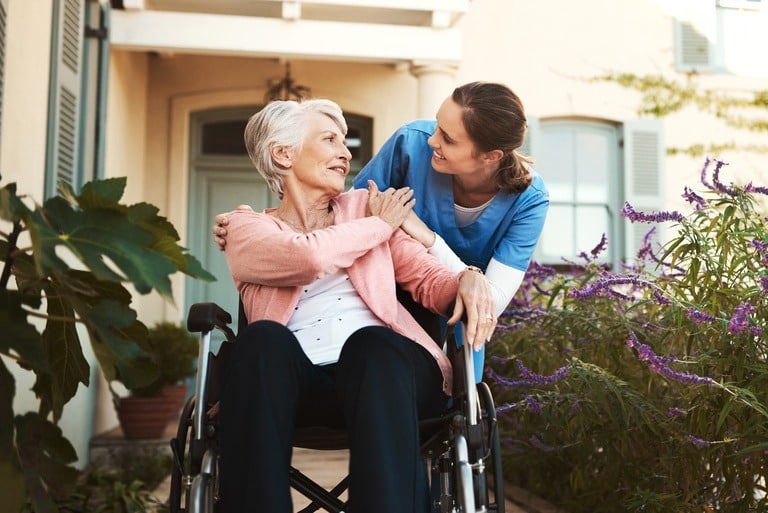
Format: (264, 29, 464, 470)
(291, 112, 351, 195)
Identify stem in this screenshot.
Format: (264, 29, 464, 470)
(0, 220, 23, 290)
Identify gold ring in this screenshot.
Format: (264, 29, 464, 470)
(485, 314, 493, 320)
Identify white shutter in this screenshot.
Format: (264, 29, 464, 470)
(0, 0, 8, 166)
(622, 118, 665, 261)
(46, 0, 85, 197)
(674, 0, 717, 72)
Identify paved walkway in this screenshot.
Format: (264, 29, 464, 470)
(151, 442, 562, 512)
(289, 448, 561, 513)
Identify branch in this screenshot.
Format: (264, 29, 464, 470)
(0, 220, 23, 290)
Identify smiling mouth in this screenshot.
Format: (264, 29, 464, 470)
(329, 165, 348, 176)
(432, 151, 446, 161)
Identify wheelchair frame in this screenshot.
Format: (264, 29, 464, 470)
(169, 302, 505, 513)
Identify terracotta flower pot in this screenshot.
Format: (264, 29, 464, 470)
(162, 383, 190, 421)
(116, 395, 173, 440)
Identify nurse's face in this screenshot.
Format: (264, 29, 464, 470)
(427, 97, 486, 178)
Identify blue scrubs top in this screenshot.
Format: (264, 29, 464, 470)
(353, 119, 550, 380)
(353, 120, 549, 272)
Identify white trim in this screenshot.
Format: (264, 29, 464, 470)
(718, 0, 766, 10)
(110, 9, 462, 64)
(255, 0, 469, 12)
(122, 0, 145, 9)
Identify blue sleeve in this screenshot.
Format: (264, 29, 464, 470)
(353, 126, 411, 190)
(494, 175, 550, 270)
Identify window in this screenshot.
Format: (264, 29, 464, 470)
(525, 118, 664, 269)
(675, 0, 768, 77)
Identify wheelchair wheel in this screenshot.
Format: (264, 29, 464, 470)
(170, 395, 196, 513)
(477, 382, 505, 513)
(169, 395, 222, 513)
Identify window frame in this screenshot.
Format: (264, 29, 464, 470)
(525, 116, 664, 269)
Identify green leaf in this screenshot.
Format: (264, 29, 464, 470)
(62, 176, 127, 207)
(0, 290, 49, 374)
(15, 412, 79, 512)
(37, 197, 179, 297)
(0, 182, 34, 222)
(31, 290, 91, 422)
(52, 270, 158, 390)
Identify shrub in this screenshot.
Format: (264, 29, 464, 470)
(488, 158, 768, 513)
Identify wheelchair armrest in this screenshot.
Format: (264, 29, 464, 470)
(187, 302, 233, 333)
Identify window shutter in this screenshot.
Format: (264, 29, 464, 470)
(675, 0, 717, 72)
(46, 0, 85, 197)
(0, 0, 7, 165)
(622, 118, 665, 261)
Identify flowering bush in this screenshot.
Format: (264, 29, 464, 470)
(488, 158, 768, 513)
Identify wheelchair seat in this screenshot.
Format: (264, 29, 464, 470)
(169, 299, 505, 513)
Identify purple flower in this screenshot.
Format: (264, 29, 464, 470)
(569, 274, 653, 301)
(744, 182, 768, 196)
(528, 435, 556, 452)
(727, 302, 755, 334)
(626, 332, 715, 386)
(652, 289, 671, 305)
(710, 159, 737, 196)
(682, 186, 708, 210)
(667, 407, 686, 417)
(486, 361, 571, 388)
(525, 396, 543, 414)
(621, 202, 684, 224)
(496, 401, 525, 414)
(686, 307, 718, 324)
(515, 360, 571, 386)
(578, 233, 608, 262)
(687, 435, 713, 448)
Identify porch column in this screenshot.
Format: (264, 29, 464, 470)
(409, 63, 458, 120)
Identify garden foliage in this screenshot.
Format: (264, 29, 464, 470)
(489, 158, 768, 513)
(0, 177, 214, 512)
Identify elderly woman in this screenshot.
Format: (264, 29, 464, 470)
(219, 98, 494, 513)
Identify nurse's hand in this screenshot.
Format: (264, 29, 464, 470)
(212, 205, 253, 250)
(448, 267, 495, 350)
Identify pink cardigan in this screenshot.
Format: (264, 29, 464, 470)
(223, 189, 459, 395)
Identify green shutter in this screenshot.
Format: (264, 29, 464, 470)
(0, 0, 8, 167)
(46, 0, 85, 198)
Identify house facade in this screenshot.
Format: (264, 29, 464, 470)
(2, 0, 766, 466)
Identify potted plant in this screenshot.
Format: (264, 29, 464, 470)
(113, 321, 199, 439)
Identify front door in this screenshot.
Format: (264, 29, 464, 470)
(184, 106, 279, 344)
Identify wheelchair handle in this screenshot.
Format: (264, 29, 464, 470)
(459, 323, 479, 426)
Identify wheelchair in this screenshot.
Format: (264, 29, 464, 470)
(168, 299, 505, 513)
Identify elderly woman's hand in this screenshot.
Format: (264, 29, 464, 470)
(367, 181, 415, 230)
(448, 268, 496, 350)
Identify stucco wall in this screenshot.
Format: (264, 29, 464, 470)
(456, 0, 766, 212)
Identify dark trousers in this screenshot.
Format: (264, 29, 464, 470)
(219, 320, 447, 513)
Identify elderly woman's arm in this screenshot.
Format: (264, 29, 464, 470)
(224, 210, 395, 287)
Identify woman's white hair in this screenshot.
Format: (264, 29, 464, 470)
(243, 99, 348, 199)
